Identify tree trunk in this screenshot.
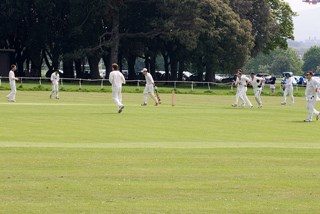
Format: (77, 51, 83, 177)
(169, 53, 178, 81)
(127, 54, 136, 80)
(205, 63, 214, 82)
(88, 55, 100, 79)
(74, 59, 83, 78)
(30, 48, 42, 77)
(162, 51, 170, 81)
(51, 46, 60, 70)
(110, 10, 120, 67)
(178, 60, 185, 81)
(63, 58, 74, 78)
(102, 53, 111, 78)
(150, 54, 156, 78)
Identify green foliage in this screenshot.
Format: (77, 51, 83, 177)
(244, 48, 303, 75)
(229, 0, 295, 56)
(0, 0, 295, 80)
(302, 46, 320, 73)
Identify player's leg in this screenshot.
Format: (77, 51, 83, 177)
(142, 86, 148, 106)
(7, 82, 16, 102)
(55, 84, 59, 99)
(148, 85, 158, 104)
(232, 89, 241, 107)
(289, 87, 294, 104)
(305, 98, 316, 121)
(282, 88, 288, 104)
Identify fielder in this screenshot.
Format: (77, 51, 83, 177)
(232, 70, 253, 108)
(281, 73, 294, 105)
(50, 69, 60, 99)
(6, 64, 19, 102)
(109, 63, 125, 113)
(249, 72, 264, 108)
(141, 68, 159, 106)
(304, 71, 320, 122)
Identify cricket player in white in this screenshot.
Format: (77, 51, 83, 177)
(6, 64, 19, 102)
(304, 71, 320, 122)
(141, 68, 159, 106)
(250, 72, 264, 108)
(109, 63, 125, 113)
(281, 73, 294, 105)
(50, 69, 60, 99)
(232, 71, 253, 108)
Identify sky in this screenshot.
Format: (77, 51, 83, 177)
(283, 0, 320, 41)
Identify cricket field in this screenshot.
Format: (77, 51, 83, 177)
(0, 91, 319, 213)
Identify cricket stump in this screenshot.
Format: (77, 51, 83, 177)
(172, 90, 175, 107)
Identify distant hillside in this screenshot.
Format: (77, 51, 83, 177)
(293, 7, 320, 41)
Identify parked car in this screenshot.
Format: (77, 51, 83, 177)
(99, 69, 106, 78)
(293, 75, 306, 85)
(182, 71, 194, 81)
(215, 74, 225, 83)
(221, 75, 236, 84)
(155, 70, 166, 80)
(255, 72, 271, 83)
(121, 70, 128, 79)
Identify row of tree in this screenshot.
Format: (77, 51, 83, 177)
(244, 46, 320, 75)
(0, 0, 295, 81)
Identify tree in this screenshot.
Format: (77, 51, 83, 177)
(0, 0, 296, 80)
(191, 0, 254, 81)
(302, 46, 320, 73)
(244, 48, 303, 75)
(229, 0, 295, 56)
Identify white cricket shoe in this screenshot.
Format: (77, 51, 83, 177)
(231, 104, 237, 107)
(281, 102, 286, 105)
(258, 105, 263, 109)
(304, 118, 312, 122)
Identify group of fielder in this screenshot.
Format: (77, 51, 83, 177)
(108, 63, 160, 113)
(232, 69, 320, 122)
(4, 64, 320, 121)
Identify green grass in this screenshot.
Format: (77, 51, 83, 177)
(1, 91, 320, 213)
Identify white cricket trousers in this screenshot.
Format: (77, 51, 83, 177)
(234, 88, 245, 105)
(7, 82, 16, 101)
(253, 88, 262, 106)
(240, 87, 253, 107)
(50, 83, 59, 97)
(283, 86, 294, 104)
(143, 84, 158, 104)
(112, 85, 123, 108)
(306, 95, 319, 120)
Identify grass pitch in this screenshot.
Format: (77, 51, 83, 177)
(1, 91, 320, 213)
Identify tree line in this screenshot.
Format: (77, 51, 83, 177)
(0, 0, 295, 81)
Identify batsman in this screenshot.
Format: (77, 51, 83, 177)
(141, 68, 160, 106)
